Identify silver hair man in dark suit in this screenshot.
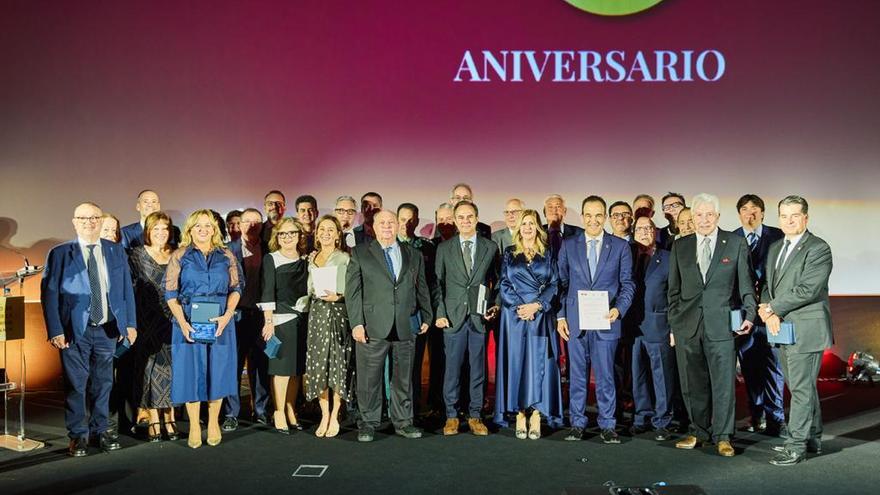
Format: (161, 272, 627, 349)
(492, 198, 524, 255)
(760, 195, 833, 466)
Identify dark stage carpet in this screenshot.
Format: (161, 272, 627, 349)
(2, 381, 879, 495)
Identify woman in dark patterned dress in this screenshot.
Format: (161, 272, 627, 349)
(129, 211, 177, 441)
(306, 215, 353, 438)
(259, 217, 310, 434)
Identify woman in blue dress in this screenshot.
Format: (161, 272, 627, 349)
(494, 209, 563, 440)
(165, 209, 242, 448)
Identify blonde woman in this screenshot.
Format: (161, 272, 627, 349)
(100, 213, 121, 243)
(305, 215, 353, 438)
(165, 209, 241, 448)
(493, 209, 562, 440)
(259, 217, 310, 434)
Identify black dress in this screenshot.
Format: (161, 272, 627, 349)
(129, 246, 173, 409)
(260, 251, 309, 376)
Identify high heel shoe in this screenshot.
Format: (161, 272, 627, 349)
(515, 412, 527, 440)
(165, 421, 179, 441)
(315, 416, 329, 438)
(206, 422, 222, 446)
(325, 417, 340, 438)
(147, 422, 162, 443)
(273, 411, 290, 435)
(187, 424, 202, 449)
(528, 411, 541, 440)
(286, 409, 303, 431)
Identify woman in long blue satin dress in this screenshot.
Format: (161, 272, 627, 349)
(165, 209, 242, 448)
(494, 209, 563, 439)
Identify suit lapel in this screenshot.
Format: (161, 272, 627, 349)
(679, 235, 700, 284)
(66, 241, 90, 292)
(774, 231, 811, 289)
(469, 238, 491, 283)
(766, 239, 781, 296)
(451, 235, 470, 279)
(572, 232, 592, 286)
(645, 249, 661, 280)
(704, 230, 729, 284)
(369, 241, 396, 283)
(398, 243, 412, 283)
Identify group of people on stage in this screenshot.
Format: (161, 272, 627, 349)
(40, 183, 833, 467)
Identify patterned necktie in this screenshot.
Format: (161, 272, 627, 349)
(588, 239, 598, 280)
(699, 237, 712, 282)
(774, 239, 791, 285)
(87, 244, 104, 324)
(462, 240, 473, 275)
(747, 232, 758, 251)
(383, 246, 396, 279)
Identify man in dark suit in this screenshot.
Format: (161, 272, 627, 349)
(261, 190, 286, 247)
(626, 216, 675, 441)
(345, 210, 433, 442)
(431, 202, 457, 244)
(543, 194, 584, 261)
(434, 201, 500, 436)
(668, 193, 756, 457)
(556, 195, 635, 444)
(658, 192, 686, 250)
(449, 183, 492, 239)
(333, 195, 358, 249)
(491, 198, 524, 254)
(121, 190, 180, 250)
(760, 196, 833, 466)
(41, 202, 138, 457)
(353, 191, 382, 245)
(733, 194, 786, 434)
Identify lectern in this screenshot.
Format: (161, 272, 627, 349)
(1, 266, 45, 452)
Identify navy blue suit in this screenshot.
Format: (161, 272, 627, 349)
(41, 239, 137, 439)
(557, 231, 634, 430)
(625, 247, 675, 429)
(733, 225, 785, 426)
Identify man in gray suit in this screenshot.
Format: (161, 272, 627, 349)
(668, 193, 756, 457)
(760, 196, 833, 466)
(492, 198, 524, 254)
(345, 210, 433, 442)
(435, 201, 500, 436)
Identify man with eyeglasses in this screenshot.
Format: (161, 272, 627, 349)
(333, 195, 358, 248)
(121, 190, 180, 251)
(733, 194, 786, 435)
(449, 183, 492, 239)
(608, 201, 635, 242)
(659, 193, 686, 250)
(222, 208, 270, 431)
(353, 192, 383, 245)
(492, 198, 524, 254)
(42, 202, 138, 456)
(261, 190, 287, 247)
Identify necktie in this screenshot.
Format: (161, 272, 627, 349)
(462, 240, 473, 275)
(383, 246, 396, 280)
(747, 232, 758, 251)
(550, 228, 561, 255)
(699, 237, 711, 282)
(774, 239, 791, 285)
(87, 244, 104, 324)
(588, 239, 598, 280)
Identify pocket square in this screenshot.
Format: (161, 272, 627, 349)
(721, 257, 731, 264)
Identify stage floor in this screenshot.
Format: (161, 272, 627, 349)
(2, 381, 879, 495)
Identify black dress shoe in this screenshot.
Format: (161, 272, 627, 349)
(221, 417, 239, 432)
(745, 417, 767, 433)
(769, 448, 805, 466)
(97, 431, 121, 451)
(357, 427, 375, 443)
(629, 424, 650, 436)
(600, 429, 621, 444)
(764, 420, 786, 437)
(395, 425, 423, 439)
(254, 414, 268, 425)
(564, 427, 584, 441)
(68, 438, 88, 457)
(654, 427, 672, 441)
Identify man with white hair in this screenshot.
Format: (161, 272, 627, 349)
(668, 193, 756, 457)
(492, 198, 524, 254)
(542, 194, 584, 260)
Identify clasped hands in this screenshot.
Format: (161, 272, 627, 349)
(180, 312, 232, 343)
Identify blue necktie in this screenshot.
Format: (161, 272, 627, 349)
(86, 244, 104, 324)
(588, 239, 598, 280)
(747, 232, 758, 251)
(383, 246, 396, 280)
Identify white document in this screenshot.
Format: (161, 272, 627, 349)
(476, 284, 488, 315)
(312, 266, 338, 296)
(578, 290, 610, 330)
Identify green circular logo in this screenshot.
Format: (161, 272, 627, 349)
(565, 0, 664, 16)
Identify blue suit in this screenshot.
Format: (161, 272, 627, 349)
(557, 231, 634, 429)
(625, 247, 675, 429)
(41, 239, 136, 439)
(733, 225, 786, 426)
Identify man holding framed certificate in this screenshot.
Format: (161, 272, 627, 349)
(556, 195, 634, 444)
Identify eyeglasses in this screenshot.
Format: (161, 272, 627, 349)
(503, 209, 523, 216)
(634, 226, 655, 233)
(610, 212, 633, 220)
(74, 216, 101, 223)
(277, 231, 301, 238)
(662, 202, 684, 212)
(334, 208, 356, 215)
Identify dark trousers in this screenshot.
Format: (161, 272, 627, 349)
(412, 326, 444, 415)
(568, 331, 618, 430)
(675, 322, 736, 442)
(779, 346, 823, 454)
(737, 326, 785, 424)
(631, 336, 675, 429)
(108, 352, 136, 435)
(224, 309, 269, 418)
(61, 322, 119, 439)
(443, 320, 486, 419)
(356, 327, 415, 429)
